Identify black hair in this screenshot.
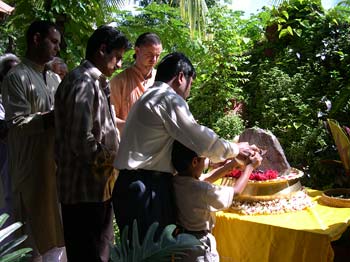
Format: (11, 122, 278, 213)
(172, 140, 198, 173)
(26, 20, 57, 47)
(135, 32, 161, 47)
(155, 52, 196, 83)
(85, 25, 131, 60)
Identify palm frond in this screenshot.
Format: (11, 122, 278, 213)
(179, 0, 208, 37)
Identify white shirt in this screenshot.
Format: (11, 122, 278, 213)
(115, 81, 239, 173)
(173, 175, 234, 231)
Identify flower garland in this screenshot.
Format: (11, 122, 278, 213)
(231, 190, 314, 215)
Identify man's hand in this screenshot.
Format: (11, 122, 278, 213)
(249, 151, 263, 169)
(42, 110, 55, 129)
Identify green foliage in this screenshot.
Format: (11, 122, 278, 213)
(213, 112, 244, 140)
(244, 0, 350, 188)
(110, 220, 202, 262)
(0, 214, 32, 262)
(188, 6, 258, 128)
(1, 0, 112, 68)
(245, 66, 329, 169)
(112, 3, 204, 67)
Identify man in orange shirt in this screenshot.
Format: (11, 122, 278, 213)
(110, 32, 162, 133)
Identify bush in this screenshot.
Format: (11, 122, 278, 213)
(213, 111, 245, 140)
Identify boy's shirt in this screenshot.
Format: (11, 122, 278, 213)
(173, 175, 234, 232)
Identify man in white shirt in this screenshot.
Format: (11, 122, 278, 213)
(113, 52, 256, 241)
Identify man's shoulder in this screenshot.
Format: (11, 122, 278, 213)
(65, 64, 95, 84)
(5, 62, 28, 78)
(174, 175, 210, 188)
(111, 66, 136, 83)
(2, 63, 31, 87)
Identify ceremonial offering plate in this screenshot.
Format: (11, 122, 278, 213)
(221, 168, 304, 201)
(320, 188, 350, 208)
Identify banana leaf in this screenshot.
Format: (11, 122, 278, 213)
(327, 119, 350, 175)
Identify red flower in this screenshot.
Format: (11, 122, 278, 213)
(225, 169, 278, 181)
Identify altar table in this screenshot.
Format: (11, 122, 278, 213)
(212, 189, 350, 262)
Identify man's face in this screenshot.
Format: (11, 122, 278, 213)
(174, 74, 193, 100)
(40, 27, 61, 63)
(101, 48, 125, 77)
(53, 63, 68, 80)
(135, 43, 162, 72)
(182, 76, 193, 99)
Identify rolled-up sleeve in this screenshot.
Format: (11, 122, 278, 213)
(160, 95, 239, 163)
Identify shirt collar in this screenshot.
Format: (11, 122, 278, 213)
(81, 60, 109, 86)
(131, 64, 155, 81)
(22, 57, 45, 73)
(152, 81, 177, 95)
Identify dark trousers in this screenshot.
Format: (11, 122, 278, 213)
(112, 169, 176, 242)
(61, 200, 113, 262)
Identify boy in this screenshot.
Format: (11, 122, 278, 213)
(172, 140, 262, 261)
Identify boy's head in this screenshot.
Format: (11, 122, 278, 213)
(171, 140, 205, 179)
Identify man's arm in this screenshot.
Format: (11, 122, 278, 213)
(2, 71, 52, 136)
(67, 79, 115, 165)
(110, 75, 126, 133)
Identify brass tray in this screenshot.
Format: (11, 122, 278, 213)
(221, 168, 304, 201)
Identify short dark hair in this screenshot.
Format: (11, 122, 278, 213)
(155, 52, 196, 83)
(172, 140, 198, 173)
(26, 20, 57, 47)
(133, 32, 161, 59)
(135, 32, 161, 47)
(85, 25, 131, 60)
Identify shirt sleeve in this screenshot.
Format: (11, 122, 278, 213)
(206, 184, 235, 212)
(1, 72, 46, 136)
(159, 94, 239, 163)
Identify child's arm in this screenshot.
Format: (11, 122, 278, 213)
(233, 153, 262, 195)
(200, 158, 245, 184)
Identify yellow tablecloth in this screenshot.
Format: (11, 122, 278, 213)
(213, 189, 350, 262)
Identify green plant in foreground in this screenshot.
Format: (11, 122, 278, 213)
(110, 220, 202, 262)
(0, 213, 32, 262)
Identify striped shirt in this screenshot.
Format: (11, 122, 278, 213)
(55, 60, 119, 204)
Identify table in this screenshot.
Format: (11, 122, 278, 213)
(212, 189, 350, 262)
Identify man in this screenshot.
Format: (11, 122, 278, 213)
(113, 52, 259, 241)
(1, 21, 64, 260)
(46, 56, 68, 80)
(110, 32, 162, 133)
(0, 53, 20, 218)
(55, 25, 131, 262)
